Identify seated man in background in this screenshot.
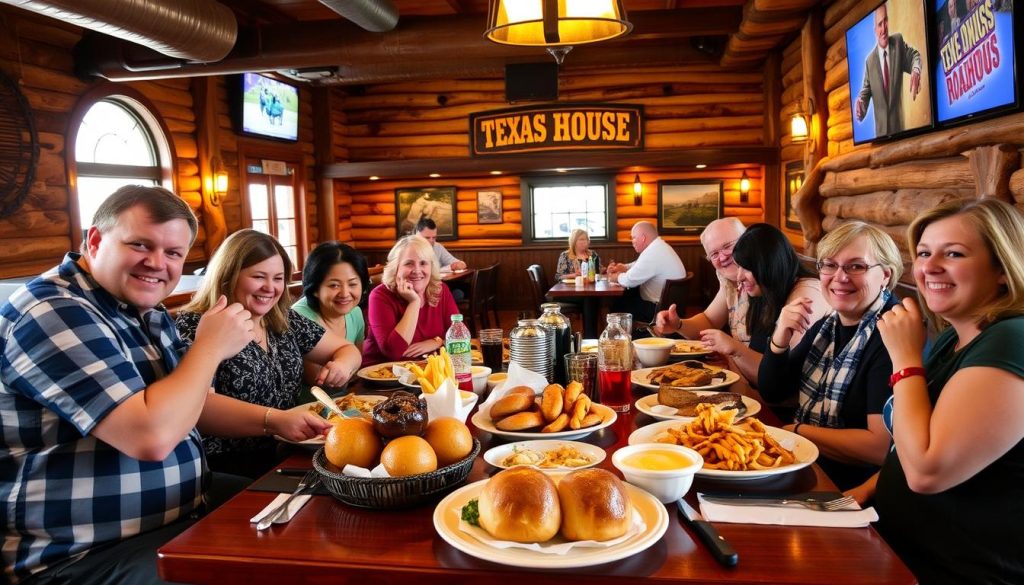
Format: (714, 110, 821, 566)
(607, 220, 686, 324)
(416, 217, 466, 272)
(1, 186, 255, 584)
(417, 217, 467, 301)
(655, 217, 749, 343)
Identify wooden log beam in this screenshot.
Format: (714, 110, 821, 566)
(821, 158, 973, 198)
(802, 8, 828, 173)
(964, 144, 1020, 201)
(821, 189, 972, 226)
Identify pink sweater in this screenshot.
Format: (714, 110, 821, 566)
(361, 283, 459, 366)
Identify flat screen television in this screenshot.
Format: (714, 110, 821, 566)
(933, 0, 1018, 126)
(846, 0, 935, 144)
(233, 73, 299, 142)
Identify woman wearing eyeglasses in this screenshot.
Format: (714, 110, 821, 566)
(757, 222, 902, 489)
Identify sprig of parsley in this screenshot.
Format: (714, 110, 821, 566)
(460, 498, 480, 526)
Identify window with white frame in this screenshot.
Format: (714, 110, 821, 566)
(522, 175, 614, 243)
(74, 98, 169, 232)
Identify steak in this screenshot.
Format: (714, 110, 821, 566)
(657, 386, 746, 417)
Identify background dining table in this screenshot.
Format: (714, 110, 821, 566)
(157, 373, 916, 585)
(545, 278, 625, 337)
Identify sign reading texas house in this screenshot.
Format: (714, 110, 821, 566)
(469, 103, 643, 156)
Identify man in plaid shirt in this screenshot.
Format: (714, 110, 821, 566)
(1, 186, 255, 584)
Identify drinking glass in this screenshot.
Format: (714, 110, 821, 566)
(479, 328, 504, 373)
(564, 353, 599, 403)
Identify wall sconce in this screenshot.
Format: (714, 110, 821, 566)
(632, 173, 643, 206)
(790, 112, 809, 143)
(739, 170, 750, 204)
(209, 156, 228, 206)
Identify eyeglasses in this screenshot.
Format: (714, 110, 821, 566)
(706, 240, 737, 263)
(816, 261, 882, 275)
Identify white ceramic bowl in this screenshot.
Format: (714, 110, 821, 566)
(471, 365, 492, 395)
(632, 337, 676, 367)
(611, 443, 703, 504)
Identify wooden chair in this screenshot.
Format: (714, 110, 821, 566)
(526, 264, 581, 320)
(368, 263, 384, 285)
(456, 269, 482, 332)
(655, 271, 694, 314)
(476, 262, 500, 329)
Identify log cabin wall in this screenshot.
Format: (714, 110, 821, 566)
(787, 0, 1024, 278)
(340, 66, 768, 308)
(0, 6, 319, 279)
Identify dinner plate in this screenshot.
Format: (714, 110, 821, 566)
(669, 340, 714, 357)
(432, 476, 668, 568)
(631, 364, 740, 391)
(482, 440, 606, 471)
(471, 403, 617, 441)
(275, 395, 388, 448)
(356, 361, 422, 387)
(634, 392, 761, 422)
(628, 421, 818, 480)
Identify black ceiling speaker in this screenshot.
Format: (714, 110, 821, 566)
(505, 62, 559, 103)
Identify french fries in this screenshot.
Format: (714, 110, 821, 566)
(656, 403, 796, 471)
(408, 349, 455, 393)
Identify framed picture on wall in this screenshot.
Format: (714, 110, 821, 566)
(784, 161, 805, 230)
(657, 180, 723, 235)
(846, 0, 934, 144)
(476, 190, 502, 224)
(395, 186, 458, 240)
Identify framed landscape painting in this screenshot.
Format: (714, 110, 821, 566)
(476, 190, 502, 224)
(395, 186, 457, 240)
(657, 180, 723, 235)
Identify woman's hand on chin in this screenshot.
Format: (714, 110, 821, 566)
(395, 276, 421, 304)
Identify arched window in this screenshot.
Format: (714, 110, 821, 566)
(69, 91, 174, 246)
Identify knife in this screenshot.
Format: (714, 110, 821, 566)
(677, 498, 739, 567)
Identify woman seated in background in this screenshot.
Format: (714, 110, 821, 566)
(699, 223, 828, 386)
(176, 230, 361, 478)
(294, 242, 370, 386)
(859, 199, 1024, 583)
(757, 222, 901, 489)
(555, 228, 601, 278)
(362, 235, 459, 366)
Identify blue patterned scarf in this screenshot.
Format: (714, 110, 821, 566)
(795, 289, 891, 427)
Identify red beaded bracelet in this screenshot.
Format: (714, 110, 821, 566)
(889, 367, 926, 387)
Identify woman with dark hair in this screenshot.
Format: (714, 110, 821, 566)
(293, 241, 370, 348)
(176, 230, 360, 477)
(699, 223, 828, 384)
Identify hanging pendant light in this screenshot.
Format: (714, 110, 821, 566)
(485, 0, 632, 48)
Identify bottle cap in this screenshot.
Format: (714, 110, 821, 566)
(451, 314, 463, 322)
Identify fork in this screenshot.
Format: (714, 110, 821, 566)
(256, 469, 319, 530)
(701, 494, 857, 511)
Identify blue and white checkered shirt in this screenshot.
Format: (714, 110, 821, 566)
(0, 253, 205, 582)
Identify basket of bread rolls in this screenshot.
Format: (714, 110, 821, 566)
(312, 391, 481, 509)
(487, 382, 609, 433)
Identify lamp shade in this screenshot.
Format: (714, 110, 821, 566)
(632, 173, 642, 205)
(791, 113, 809, 143)
(485, 0, 631, 46)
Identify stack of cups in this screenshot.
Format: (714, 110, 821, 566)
(509, 319, 553, 382)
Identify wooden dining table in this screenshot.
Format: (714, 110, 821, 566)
(157, 377, 916, 585)
(546, 278, 625, 337)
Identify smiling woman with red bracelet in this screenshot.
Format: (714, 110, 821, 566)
(868, 198, 1024, 583)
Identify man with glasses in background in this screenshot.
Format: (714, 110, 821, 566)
(655, 217, 749, 341)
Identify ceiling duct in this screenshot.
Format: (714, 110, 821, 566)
(317, 0, 398, 33)
(1, 0, 237, 63)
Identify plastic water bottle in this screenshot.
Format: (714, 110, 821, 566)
(580, 258, 590, 281)
(588, 257, 597, 282)
(445, 314, 474, 392)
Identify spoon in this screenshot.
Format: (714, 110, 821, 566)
(310, 386, 346, 418)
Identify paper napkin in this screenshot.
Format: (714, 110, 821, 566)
(477, 361, 548, 419)
(696, 493, 878, 528)
(422, 377, 477, 423)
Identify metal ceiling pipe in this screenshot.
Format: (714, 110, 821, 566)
(317, 0, 398, 32)
(2, 0, 237, 62)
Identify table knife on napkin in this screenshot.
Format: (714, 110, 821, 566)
(677, 498, 738, 567)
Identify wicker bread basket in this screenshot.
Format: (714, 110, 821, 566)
(312, 438, 480, 509)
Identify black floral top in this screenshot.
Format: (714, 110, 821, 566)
(555, 251, 601, 279)
(175, 309, 325, 457)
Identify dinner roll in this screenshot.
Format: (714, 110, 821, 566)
(494, 410, 545, 431)
(478, 467, 561, 543)
(489, 392, 534, 419)
(557, 468, 632, 541)
(541, 384, 564, 422)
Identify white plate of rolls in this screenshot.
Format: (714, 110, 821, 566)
(433, 468, 668, 568)
(471, 382, 617, 441)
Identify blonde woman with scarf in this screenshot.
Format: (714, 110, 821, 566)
(757, 222, 903, 489)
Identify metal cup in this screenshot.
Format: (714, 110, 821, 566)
(564, 352, 599, 403)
